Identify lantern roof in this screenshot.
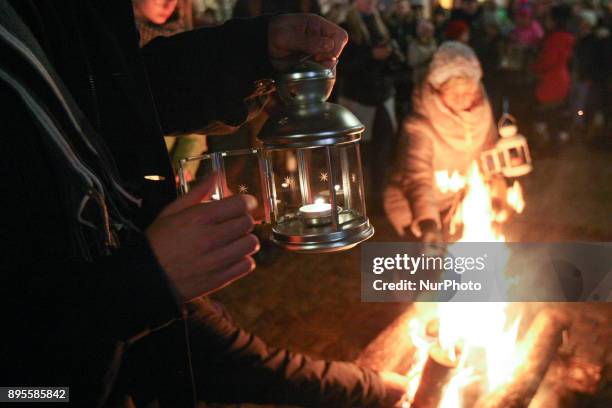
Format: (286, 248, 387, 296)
(258, 60, 364, 149)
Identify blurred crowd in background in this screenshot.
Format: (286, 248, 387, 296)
(133, 0, 612, 214)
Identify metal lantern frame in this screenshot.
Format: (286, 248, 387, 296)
(179, 61, 374, 253)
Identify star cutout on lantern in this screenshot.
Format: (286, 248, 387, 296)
(283, 176, 293, 187)
(319, 172, 328, 182)
(238, 184, 248, 194)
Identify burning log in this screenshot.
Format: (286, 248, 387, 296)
(411, 343, 459, 408)
(474, 308, 571, 408)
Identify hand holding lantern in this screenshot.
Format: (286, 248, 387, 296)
(268, 14, 348, 71)
(147, 176, 259, 301)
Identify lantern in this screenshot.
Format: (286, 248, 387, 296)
(481, 113, 533, 178)
(179, 61, 374, 253)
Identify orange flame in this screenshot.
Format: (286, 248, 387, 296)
(506, 180, 525, 214)
(435, 170, 466, 194)
(451, 162, 505, 243)
(407, 161, 527, 406)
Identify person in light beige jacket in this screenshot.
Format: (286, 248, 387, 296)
(385, 42, 497, 242)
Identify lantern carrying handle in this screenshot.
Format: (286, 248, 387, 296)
(498, 113, 517, 130)
(268, 53, 339, 78)
(293, 53, 339, 76)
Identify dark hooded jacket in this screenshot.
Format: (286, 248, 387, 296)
(0, 1, 385, 407)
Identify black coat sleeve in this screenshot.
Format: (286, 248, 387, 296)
(141, 17, 275, 136)
(0, 81, 182, 404)
(186, 298, 387, 407)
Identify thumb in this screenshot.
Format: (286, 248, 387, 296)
(159, 173, 217, 218)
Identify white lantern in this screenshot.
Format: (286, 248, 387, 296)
(481, 113, 533, 178)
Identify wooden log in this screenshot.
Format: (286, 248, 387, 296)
(474, 308, 571, 408)
(356, 306, 432, 373)
(411, 343, 459, 408)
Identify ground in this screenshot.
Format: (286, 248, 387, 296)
(208, 143, 612, 407)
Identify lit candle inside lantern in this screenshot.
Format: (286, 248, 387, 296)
(299, 198, 333, 227)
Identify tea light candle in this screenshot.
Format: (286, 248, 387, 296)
(299, 198, 333, 227)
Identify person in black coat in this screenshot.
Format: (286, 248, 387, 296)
(0, 1, 406, 406)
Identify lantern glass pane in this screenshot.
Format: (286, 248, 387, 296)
(304, 147, 331, 206)
(219, 149, 268, 222)
(178, 149, 268, 223)
(267, 148, 303, 222)
(508, 146, 521, 167)
(498, 151, 506, 168)
(332, 143, 366, 222)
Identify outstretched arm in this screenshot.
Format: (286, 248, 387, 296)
(185, 297, 398, 407)
(396, 119, 441, 237)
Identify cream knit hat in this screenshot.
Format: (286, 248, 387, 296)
(427, 41, 482, 90)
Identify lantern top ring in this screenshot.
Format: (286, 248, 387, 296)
(277, 66, 334, 82)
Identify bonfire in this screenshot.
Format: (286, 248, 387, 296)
(400, 161, 566, 408)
